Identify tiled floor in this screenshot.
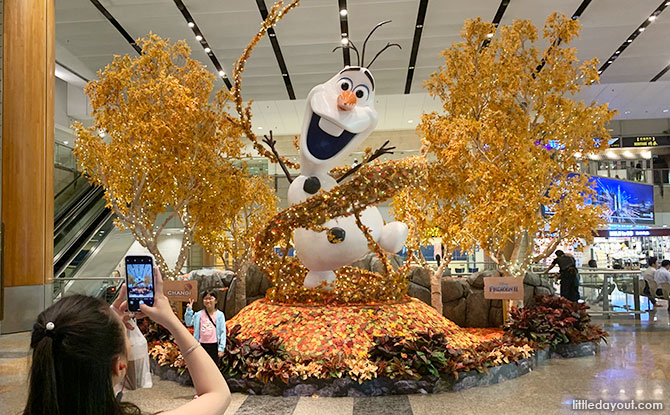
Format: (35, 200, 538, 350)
(2, 311, 669, 415)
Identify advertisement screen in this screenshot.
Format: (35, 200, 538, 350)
(592, 176, 654, 224)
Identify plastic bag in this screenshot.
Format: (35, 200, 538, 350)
(125, 319, 153, 390)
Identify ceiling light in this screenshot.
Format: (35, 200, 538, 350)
(340, 9, 347, 16)
(666, 1, 670, 6)
(195, 35, 202, 41)
(188, 22, 194, 28)
(341, 37, 349, 45)
(408, 120, 414, 123)
(598, 70, 602, 74)
(487, 33, 494, 38)
(664, 109, 669, 113)
(639, 27, 645, 32)
(608, 61, 612, 64)
(623, 150, 633, 158)
(282, 73, 288, 76)
(627, 39, 633, 43)
(625, 111, 631, 114)
(167, 233, 172, 236)
(606, 150, 617, 159)
(269, 33, 275, 37)
(649, 16, 657, 22)
(258, 127, 263, 130)
(615, 51, 620, 54)
(642, 150, 652, 159)
(63, 141, 69, 145)
(218, 70, 225, 77)
(204, 47, 211, 53)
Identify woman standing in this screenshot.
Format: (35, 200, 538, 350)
(184, 291, 226, 363)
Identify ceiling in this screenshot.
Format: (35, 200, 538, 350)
(56, 0, 670, 135)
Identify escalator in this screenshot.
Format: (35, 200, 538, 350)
(52, 172, 117, 299)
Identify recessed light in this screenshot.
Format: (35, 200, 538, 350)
(63, 141, 69, 145)
(625, 111, 631, 114)
(649, 16, 657, 22)
(409, 66, 415, 70)
(417, 24, 423, 28)
(218, 70, 225, 77)
(666, 1, 670, 6)
(408, 120, 414, 123)
(664, 109, 669, 113)
(341, 37, 349, 45)
(258, 127, 263, 130)
(487, 33, 494, 38)
(167, 233, 171, 236)
(598, 70, 602, 74)
(340, 9, 347, 16)
(615, 51, 620, 54)
(627, 39, 633, 43)
(282, 73, 288, 76)
(608, 61, 612, 64)
(639, 27, 645, 32)
(195, 35, 202, 41)
(188, 22, 194, 28)
(204, 47, 211, 53)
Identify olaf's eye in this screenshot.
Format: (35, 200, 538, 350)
(338, 78, 352, 91)
(353, 85, 370, 101)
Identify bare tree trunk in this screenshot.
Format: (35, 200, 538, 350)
(234, 260, 250, 315)
(430, 261, 448, 315)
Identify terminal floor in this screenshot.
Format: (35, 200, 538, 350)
(1, 311, 669, 415)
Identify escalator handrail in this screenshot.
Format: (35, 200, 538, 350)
(54, 186, 105, 237)
(53, 198, 111, 268)
(54, 208, 113, 278)
(54, 171, 83, 201)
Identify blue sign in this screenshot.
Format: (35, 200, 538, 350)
(593, 177, 654, 224)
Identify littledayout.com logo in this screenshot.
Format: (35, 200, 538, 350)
(572, 399, 663, 412)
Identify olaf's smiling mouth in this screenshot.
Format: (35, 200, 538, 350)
(306, 114, 356, 160)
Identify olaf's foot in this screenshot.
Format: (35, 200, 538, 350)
(377, 221, 409, 253)
(303, 270, 336, 290)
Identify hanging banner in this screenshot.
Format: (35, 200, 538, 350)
(483, 277, 524, 300)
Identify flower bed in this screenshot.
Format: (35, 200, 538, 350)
(147, 295, 607, 396)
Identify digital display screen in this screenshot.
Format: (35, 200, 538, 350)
(126, 257, 154, 310)
(592, 176, 654, 224)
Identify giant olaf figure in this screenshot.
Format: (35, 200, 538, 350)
(267, 21, 408, 289)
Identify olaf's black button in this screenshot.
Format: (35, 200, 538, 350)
(327, 227, 346, 244)
(303, 176, 321, 194)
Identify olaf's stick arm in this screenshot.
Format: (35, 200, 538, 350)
(337, 140, 395, 183)
(263, 131, 293, 183)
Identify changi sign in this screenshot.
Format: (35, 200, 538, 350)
(483, 277, 524, 300)
(163, 280, 198, 301)
(609, 135, 670, 148)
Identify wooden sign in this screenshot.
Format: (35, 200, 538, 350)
(483, 277, 524, 300)
(163, 280, 198, 301)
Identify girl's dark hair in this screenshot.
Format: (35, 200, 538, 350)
(23, 295, 141, 415)
(201, 290, 218, 302)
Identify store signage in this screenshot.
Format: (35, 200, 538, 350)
(483, 277, 524, 300)
(163, 280, 198, 301)
(608, 230, 650, 237)
(610, 135, 670, 148)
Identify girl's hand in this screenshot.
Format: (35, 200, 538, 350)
(187, 298, 194, 309)
(218, 351, 224, 358)
(111, 284, 144, 330)
(140, 267, 180, 329)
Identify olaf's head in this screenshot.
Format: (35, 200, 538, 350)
(299, 66, 377, 174)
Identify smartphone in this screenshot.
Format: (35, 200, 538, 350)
(125, 255, 155, 312)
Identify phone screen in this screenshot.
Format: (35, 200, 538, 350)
(125, 255, 155, 312)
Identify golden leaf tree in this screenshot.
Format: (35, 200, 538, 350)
(74, 34, 244, 279)
(194, 173, 278, 313)
(417, 13, 616, 280)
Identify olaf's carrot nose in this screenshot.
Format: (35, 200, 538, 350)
(337, 90, 357, 111)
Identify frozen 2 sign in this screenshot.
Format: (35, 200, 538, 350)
(264, 21, 408, 289)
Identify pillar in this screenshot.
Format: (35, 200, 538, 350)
(1, 0, 54, 333)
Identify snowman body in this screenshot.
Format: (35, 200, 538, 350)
(288, 67, 408, 289)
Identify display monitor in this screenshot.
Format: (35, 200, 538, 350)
(592, 176, 654, 224)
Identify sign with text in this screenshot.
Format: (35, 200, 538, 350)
(163, 280, 198, 302)
(483, 277, 524, 300)
(610, 135, 670, 148)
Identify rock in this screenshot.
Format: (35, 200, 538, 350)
(408, 266, 431, 289)
(261, 381, 284, 396)
(535, 286, 553, 297)
(246, 263, 266, 298)
(393, 380, 420, 394)
(443, 297, 467, 327)
(259, 271, 273, 295)
(293, 383, 318, 396)
(523, 284, 535, 306)
(523, 272, 542, 287)
(189, 268, 226, 294)
(488, 306, 503, 327)
(350, 254, 373, 271)
(442, 278, 465, 303)
(389, 254, 404, 270)
(225, 377, 247, 392)
(408, 282, 431, 305)
(465, 289, 491, 328)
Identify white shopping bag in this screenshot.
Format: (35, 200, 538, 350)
(125, 319, 153, 389)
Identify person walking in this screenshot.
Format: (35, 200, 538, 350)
(544, 250, 580, 302)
